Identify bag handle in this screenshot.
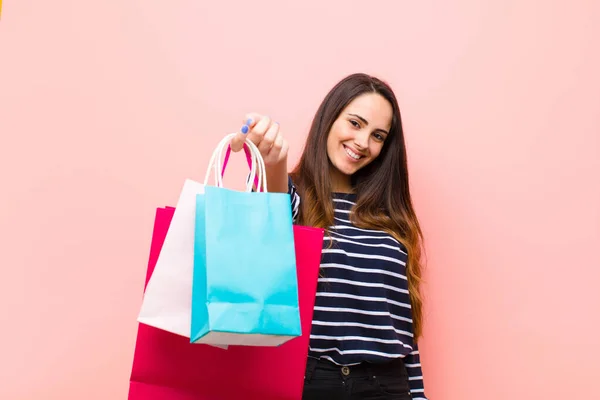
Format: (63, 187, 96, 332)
(216, 135, 267, 192)
(203, 133, 268, 193)
(222, 144, 264, 192)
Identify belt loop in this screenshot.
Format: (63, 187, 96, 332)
(304, 357, 318, 381)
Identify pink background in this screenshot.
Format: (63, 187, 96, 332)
(1, 1, 599, 399)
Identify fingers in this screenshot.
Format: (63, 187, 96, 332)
(258, 120, 279, 154)
(230, 114, 288, 164)
(264, 133, 284, 165)
(279, 138, 289, 164)
(243, 113, 262, 127)
(230, 115, 258, 152)
(229, 132, 246, 152)
(246, 115, 271, 147)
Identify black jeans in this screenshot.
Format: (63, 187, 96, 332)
(302, 357, 412, 400)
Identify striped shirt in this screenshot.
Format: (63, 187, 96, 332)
(288, 178, 428, 399)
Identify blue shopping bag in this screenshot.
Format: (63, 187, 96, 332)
(190, 134, 301, 346)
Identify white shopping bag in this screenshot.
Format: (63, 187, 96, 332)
(137, 178, 205, 337)
(137, 133, 260, 345)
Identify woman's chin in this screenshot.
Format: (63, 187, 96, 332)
(338, 163, 360, 176)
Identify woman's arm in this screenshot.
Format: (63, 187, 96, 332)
(404, 344, 428, 400)
(266, 157, 290, 194)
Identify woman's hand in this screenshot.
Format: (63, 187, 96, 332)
(230, 113, 289, 167)
(229, 113, 290, 193)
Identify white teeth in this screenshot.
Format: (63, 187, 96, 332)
(345, 146, 361, 160)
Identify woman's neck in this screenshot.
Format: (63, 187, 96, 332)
(330, 167, 354, 193)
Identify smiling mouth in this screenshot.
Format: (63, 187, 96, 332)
(343, 145, 364, 161)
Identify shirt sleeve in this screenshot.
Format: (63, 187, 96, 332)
(404, 343, 428, 399)
(288, 176, 300, 223)
(248, 174, 300, 222)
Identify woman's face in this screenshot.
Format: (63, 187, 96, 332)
(326, 92, 393, 181)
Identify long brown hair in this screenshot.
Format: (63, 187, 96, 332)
(290, 73, 426, 340)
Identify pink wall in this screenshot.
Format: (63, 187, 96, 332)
(1, 1, 599, 399)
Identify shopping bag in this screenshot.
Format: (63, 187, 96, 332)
(191, 133, 301, 346)
(142, 206, 175, 289)
(137, 134, 262, 339)
(136, 180, 203, 337)
(129, 206, 325, 400)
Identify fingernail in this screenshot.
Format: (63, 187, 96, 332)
(246, 118, 253, 125)
(241, 125, 249, 134)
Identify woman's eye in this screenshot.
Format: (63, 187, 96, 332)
(350, 119, 360, 128)
(373, 133, 384, 141)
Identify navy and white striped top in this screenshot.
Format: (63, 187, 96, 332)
(288, 179, 428, 399)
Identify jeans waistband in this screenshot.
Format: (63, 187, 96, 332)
(305, 357, 406, 381)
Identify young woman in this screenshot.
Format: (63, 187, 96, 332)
(230, 73, 428, 400)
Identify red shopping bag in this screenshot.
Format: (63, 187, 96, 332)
(129, 207, 324, 400)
